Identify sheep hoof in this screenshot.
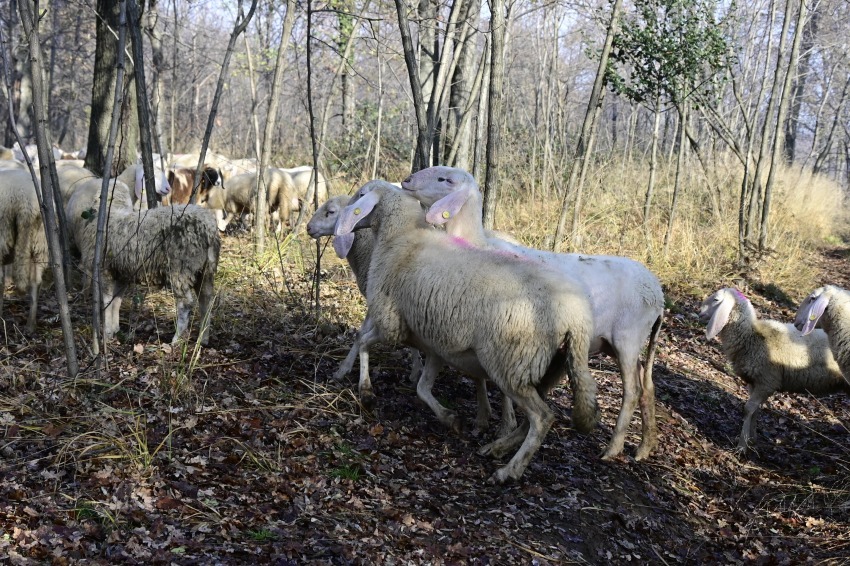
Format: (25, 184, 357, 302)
(360, 390, 377, 410)
(478, 440, 508, 459)
(488, 467, 517, 485)
(634, 441, 656, 461)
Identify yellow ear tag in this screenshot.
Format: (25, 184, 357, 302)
(354, 208, 361, 215)
(810, 313, 817, 321)
(442, 210, 451, 219)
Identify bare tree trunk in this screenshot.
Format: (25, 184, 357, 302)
(189, 0, 258, 203)
(372, 47, 383, 178)
(746, 0, 793, 249)
(91, 0, 129, 358)
(444, 0, 481, 169)
(396, 0, 429, 171)
(142, 0, 168, 160)
(127, 0, 159, 210)
(663, 102, 688, 256)
(306, 0, 322, 316)
(13, 36, 32, 141)
(552, 0, 621, 251)
(13, 0, 78, 377)
(481, 0, 506, 230)
(783, 4, 818, 164)
(812, 75, 850, 175)
(254, 0, 296, 255)
(643, 99, 662, 224)
(759, 0, 809, 252)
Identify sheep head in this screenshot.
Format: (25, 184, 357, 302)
(795, 285, 841, 335)
(401, 166, 478, 226)
(700, 288, 749, 340)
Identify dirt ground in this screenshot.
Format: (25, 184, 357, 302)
(1, 237, 848, 564)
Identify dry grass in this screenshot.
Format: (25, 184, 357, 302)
(488, 156, 844, 299)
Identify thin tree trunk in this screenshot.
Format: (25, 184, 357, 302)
(663, 102, 688, 256)
(783, 4, 818, 164)
(90, 0, 129, 358)
(395, 0, 429, 171)
(481, 0, 505, 230)
(127, 0, 158, 210)
(552, 0, 622, 251)
(643, 99, 662, 224)
(372, 48, 383, 178)
(189, 0, 258, 203)
(14, 0, 78, 377)
(306, 0, 322, 316)
(142, 0, 168, 160)
(471, 37, 490, 180)
(254, 0, 296, 255)
(746, 0, 793, 249)
(759, 0, 809, 252)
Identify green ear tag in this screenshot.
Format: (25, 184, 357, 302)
(442, 210, 451, 219)
(354, 208, 361, 215)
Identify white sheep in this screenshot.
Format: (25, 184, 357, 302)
(335, 183, 599, 483)
(700, 287, 848, 453)
(116, 162, 172, 208)
(280, 166, 329, 206)
(401, 166, 664, 460)
(65, 176, 220, 344)
(307, 185, 433, 412)
(795, 285, 850, 383)
(202, 168, 297, 234)
(0, 170, 48, 331)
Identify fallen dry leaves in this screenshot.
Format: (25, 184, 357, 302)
(0, 236, 848, 564)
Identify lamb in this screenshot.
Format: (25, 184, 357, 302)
(202, 168, 297, 234)
(0, 169, 48, 331)
(699, 287, 848, 453)
(65, 176, 220, 344)
(795, 285, 850, 384)
(334, 183, 599, 483)
(401, 166, 664, 460)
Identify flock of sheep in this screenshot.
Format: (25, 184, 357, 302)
(1, 145, 848, 483)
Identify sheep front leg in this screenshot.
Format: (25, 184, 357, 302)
(499, 395, 517, 437)
(101, 279, 123, 341)
(356, 320, 382, 409)
(25, 279, 39, 332)
(406, 348, 423, 383)
(738, 386, 770, 453)
(334, 316, 373, 381)
(415, 353, 462, 433)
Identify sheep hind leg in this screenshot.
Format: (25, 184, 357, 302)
(471, 375, 492, 434)
(489, 385, 556, 484)
(25, 279, 38, 332)
(498, 395, 517, 437)
(601, 351, 641, 461)
(196, 268, 215, 346)
(416, 353, 463, 433)
(172, 291, 195, 344)
(634, 357, 658, 461)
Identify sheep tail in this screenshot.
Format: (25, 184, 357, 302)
(563, 328, 599, 434)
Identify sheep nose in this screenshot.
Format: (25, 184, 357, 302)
(402, 176, 412, 184)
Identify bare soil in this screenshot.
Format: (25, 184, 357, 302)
(1, 238, 848, 564)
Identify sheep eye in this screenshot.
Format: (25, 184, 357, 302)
(437, 177, 445, 182)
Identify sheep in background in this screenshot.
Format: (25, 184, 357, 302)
(700, 287, 848, 453)
(401, 166, 664, 460)
(335, 184, 599, 483)
(57, 165, 97, 206)
(116, 162, 172, 208)
(164, 166, 222, 205)
(280, 166, 329, 206)
(218, 157, 258, 181)
(795, 285, 850, 384)
(65, 176, 220, 344)
(202, 168, 297, 234)
(0, 170, 48, 331)
(0, 159, 24, 171)
(0, 146, 13, 160)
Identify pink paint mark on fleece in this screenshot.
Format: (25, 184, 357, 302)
(449, 235, 475, 249)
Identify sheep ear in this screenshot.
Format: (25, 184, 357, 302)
(706, 295, 734, 340)
(134, 165, 144, 201)
(425, 185, 472, 225)
(335, 190, 381, 236)
(333, 233, 355, 259)
(799, 294, 829, 336)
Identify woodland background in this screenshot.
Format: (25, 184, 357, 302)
(1, 0, 850, 563)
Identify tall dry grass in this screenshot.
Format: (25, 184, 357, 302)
(491, 155, 845, 298)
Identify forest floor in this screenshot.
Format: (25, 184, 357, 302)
(1, 233, 849, 565)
